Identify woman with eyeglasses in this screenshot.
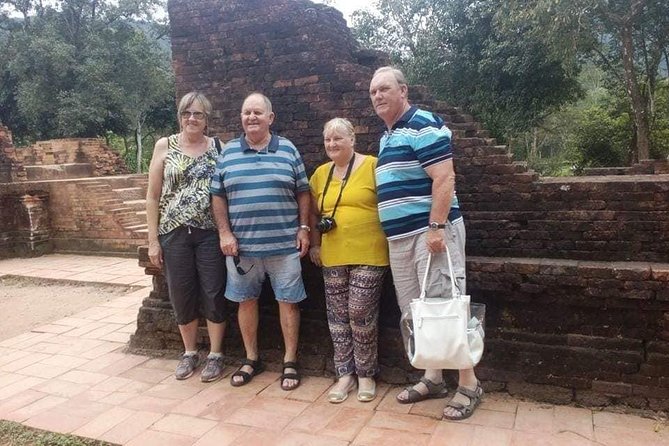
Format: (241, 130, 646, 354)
(309, 118, 389, 403)
(146, 91, 227, 383)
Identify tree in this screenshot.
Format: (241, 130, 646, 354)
(0, 0, 173, 153)
(505, 0, 669, 162)
(351, 0, 581, 140)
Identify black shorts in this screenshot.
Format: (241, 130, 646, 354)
(159, 226, 227, 324)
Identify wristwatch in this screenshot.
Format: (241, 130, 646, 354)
(298, 224, 311, 232)
(429, 222, 446, 230)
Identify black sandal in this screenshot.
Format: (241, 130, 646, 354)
(280, 361, 301, 391)
(230, 358, 265, 387)
(443, 381, 484, 420)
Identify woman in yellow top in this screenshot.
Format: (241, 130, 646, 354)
(309, 118, 389, 403)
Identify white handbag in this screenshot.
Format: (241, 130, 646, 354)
(407, 249, 485, 370)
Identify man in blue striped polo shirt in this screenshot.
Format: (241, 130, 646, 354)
(370, 67, 483, 420)
(210, 92, 311, 391)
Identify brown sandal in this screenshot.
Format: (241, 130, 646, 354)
(396, 377, 448, 404)
(443, 381, 484, 420)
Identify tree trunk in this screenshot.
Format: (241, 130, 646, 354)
(619, 17, 650, 161)
(135, 121, 142, 174)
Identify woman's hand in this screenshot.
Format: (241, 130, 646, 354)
(148, 240, 163, 268)
(219, 231, 238, 256)
(309, 246, 322, 266)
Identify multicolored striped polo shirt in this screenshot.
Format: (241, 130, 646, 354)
(210, 133, 310, 257)
(375, 106, 462, 240)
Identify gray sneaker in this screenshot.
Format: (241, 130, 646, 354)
(200, 356, 225, 383)
(175, 354, 200, 380)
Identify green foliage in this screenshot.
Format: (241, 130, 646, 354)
(650, 78, 669, 159)
(573, 105, 631, 168)
(0, 420, 116, 446)
(352, 0, 582, 141)
(0, 0, 174, 149)
(352, 0, 668, 170)
(503, 0, 669, 162)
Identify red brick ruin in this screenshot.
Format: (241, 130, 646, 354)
(128, 0, 669, 411)
(0, 0, 667, 410)
(0, 125, 147, 256)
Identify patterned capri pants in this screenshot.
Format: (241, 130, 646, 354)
(322, 265, 388, 378)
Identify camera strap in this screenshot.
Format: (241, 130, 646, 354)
(319, 153, 356, 219)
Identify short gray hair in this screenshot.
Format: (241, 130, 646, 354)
(373, 66, 407, 86)
(323, 118, 356, 145)
(243, 92, 273, 113)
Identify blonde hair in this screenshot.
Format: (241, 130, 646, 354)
(177, 91, 212, 133)
(323, 117, 355, 145)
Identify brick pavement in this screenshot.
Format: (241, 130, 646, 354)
(0, 254, 668, 445)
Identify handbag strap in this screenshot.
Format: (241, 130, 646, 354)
(419, 248, 458, 301)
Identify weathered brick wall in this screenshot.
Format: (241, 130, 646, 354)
(0, 190, 52, 258)
(1, 137, 129, 181)
(168, 0, 389, 170)
(458, 172, 669, 263)
(147, 0, 669, 409)
(0, 125, 27, 182)
(0, 178, 146, 256)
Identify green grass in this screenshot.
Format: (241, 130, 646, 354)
(0, 420, 118, 446)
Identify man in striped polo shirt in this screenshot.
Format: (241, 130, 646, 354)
(210, 92, 310, 391)
(369, 67, 483, 420)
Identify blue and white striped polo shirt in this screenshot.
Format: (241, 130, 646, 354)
(375, 106, 462, 240)
(210, 134, 310, 257)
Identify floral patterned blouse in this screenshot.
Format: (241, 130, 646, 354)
(158, 134, 218, 235)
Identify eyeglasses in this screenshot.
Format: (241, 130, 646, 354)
(180, 111, 206, 120)
(233, 255, 254, 275)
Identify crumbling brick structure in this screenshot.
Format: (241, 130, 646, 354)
(130, 0, 669, 410)
(0, 127, 144, 257)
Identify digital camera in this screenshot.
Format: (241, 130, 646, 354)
(317, 216, 337, 233)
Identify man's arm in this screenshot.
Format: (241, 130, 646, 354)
(424, 159, 456, 253)
(296, 190, 311, 257)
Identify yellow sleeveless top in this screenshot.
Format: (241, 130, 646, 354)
(309, 155, 389, 267)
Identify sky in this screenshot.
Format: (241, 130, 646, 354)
(314, 0, 373, 24)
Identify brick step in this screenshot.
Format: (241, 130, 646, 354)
(100, 199, 124, 207)
(113, 186, 145, 201)
(108, 207, 135, 214)
(449, 122, 481, 131)
(453, 137, 500, 149)
(456, 145, 510, 156)
(124, 199, 146, 211)
(126, 224, 148, 231)
(82, 184, 109, 191)
(24, 163, 94, 181)
(93, 174, 150, 189)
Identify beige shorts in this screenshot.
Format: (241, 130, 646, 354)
(388, 219, 467, 313)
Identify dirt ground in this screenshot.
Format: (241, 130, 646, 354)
(0, 275, 138, 341)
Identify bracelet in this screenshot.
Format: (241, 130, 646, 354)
(298, 224, 311, 232)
